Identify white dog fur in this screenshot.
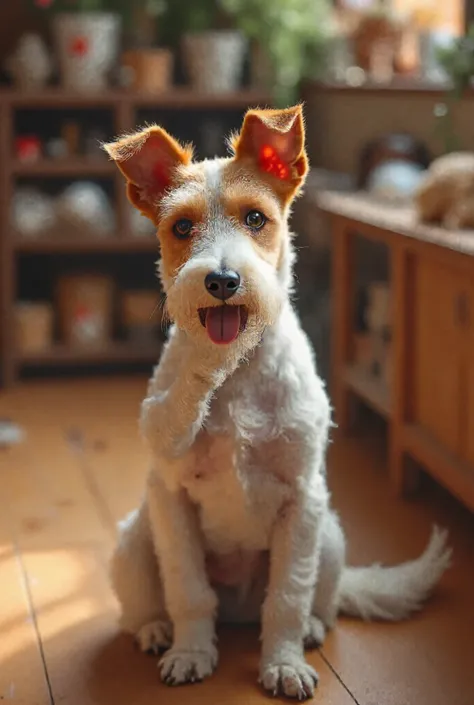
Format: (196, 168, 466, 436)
(105, 106, 452, 700)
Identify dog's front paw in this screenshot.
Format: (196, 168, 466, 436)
(159, 645, 218, 685)
(260, 656, 319, 700)
(136, 619, 172, 655)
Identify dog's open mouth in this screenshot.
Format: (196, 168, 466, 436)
(198, 305, 248, 345)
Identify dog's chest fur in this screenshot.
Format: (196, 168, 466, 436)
(173, 310, 329, 559)
(181, 380, 293, 556)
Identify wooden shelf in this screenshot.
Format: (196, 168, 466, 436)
(0, 86, 272, 386)
(12, 158, 114, 177)
(19, 341, 160, 366)
(343, 364, 391, 418)
(14, 236, 158, 254)
(304, 77, 465, 98)
(0, 88, 271, 109)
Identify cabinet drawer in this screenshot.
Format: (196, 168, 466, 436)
(412, 258, 465, 457)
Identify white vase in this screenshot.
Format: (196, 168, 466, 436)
(181, 30, 247, 94)
(5, 33, 53, 90)
(52, 12, 121, 92)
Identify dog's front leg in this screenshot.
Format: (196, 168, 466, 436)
(146, 474, 218, 685)
(141, 340, 236, 459)
(260, 486, 327, 700)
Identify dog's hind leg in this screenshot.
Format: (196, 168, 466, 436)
(306, 510, 346, 648)
(110, 502, 172, 653)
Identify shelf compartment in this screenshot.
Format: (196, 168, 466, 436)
(343, 363, 391, 418)
(1, 88, 271, 110)
(19, 341, 160, 366)
(11, 159, 115, 177)
(15, 237, 158, 253)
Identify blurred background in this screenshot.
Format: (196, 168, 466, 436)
(0, 0, 471, 393)
(1, 4, 474, 704)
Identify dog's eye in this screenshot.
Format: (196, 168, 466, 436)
(172, 218, 193, 239)
(245, 210, 266, 231)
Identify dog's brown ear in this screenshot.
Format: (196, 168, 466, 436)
(231, 105, 308, 196)
(104, 126, 193, 220)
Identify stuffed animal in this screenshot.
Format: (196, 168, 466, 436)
(415, 152, 474, 229)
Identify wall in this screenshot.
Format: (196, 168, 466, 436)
(303, 84, 474, 175)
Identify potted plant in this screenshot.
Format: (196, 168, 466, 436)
(436, 25, 474, 98)
(162, 0, 248, 94)
(29, 0, 164, 92)
(221, 0, 332, 104)
(120, 1, 174, 94)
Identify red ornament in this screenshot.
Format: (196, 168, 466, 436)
(75, 304, 90, 321)
(16, 136, 42, 163)
(258, 144, 290, 180)
(69, 36, 89, 57)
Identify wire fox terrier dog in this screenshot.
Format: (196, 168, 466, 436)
(104, 105, 451, 700)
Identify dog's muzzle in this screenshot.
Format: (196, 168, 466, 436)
(200, 269, 247, 345)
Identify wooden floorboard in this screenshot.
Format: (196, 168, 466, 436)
(0, 378, 472, 705)
(323, 435, 474, 705)
(0, 517, 52, 704)
(0, 379, 354, 705)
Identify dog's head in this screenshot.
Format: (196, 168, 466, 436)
(105, 105, 308, 347)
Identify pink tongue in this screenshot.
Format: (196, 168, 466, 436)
(205, 306, 241, 345)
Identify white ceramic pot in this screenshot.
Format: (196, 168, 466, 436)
(52, 12, 121, 92)
(181, 30, 247, 93)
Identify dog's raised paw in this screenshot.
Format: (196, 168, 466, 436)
(136, 620, 172, 655)
(303, 616, 326, 650)
(159, 647, 218, 685)
(260, 658, 319, 700)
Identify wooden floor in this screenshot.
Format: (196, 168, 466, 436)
(0, 377, 473, 705)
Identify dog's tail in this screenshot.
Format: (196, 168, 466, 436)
(337, 525, 452, 621)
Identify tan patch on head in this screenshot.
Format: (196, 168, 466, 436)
(221, 159, 286, 266)
(156, 162, 209, 279)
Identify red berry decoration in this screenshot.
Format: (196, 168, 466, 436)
(70, 36, 89, 57)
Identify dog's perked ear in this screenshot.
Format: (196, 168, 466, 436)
(103, 126, 193, 220)
(231, 104, 308, 200)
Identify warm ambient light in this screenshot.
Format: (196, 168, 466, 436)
(258, 144, 290, 180)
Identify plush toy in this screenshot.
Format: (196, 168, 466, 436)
(414, 152, 474, 229)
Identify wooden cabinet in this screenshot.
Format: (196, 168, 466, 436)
(411, 259, 465, 458)
(324, 191, 474, 512)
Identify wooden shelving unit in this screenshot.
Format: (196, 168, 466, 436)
(0, 88, 270, 386)
(19, 341, 161, 366)
(11, 158, 115, 177)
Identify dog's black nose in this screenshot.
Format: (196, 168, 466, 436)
(205, 270, 241, 301)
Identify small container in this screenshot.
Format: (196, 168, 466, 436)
(15, 135, 42, 163)
(121, 49, 173, 93)
(121, 289, 160, 343)
(56, 274, 114, 347)
(15, 301, 54, 354)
